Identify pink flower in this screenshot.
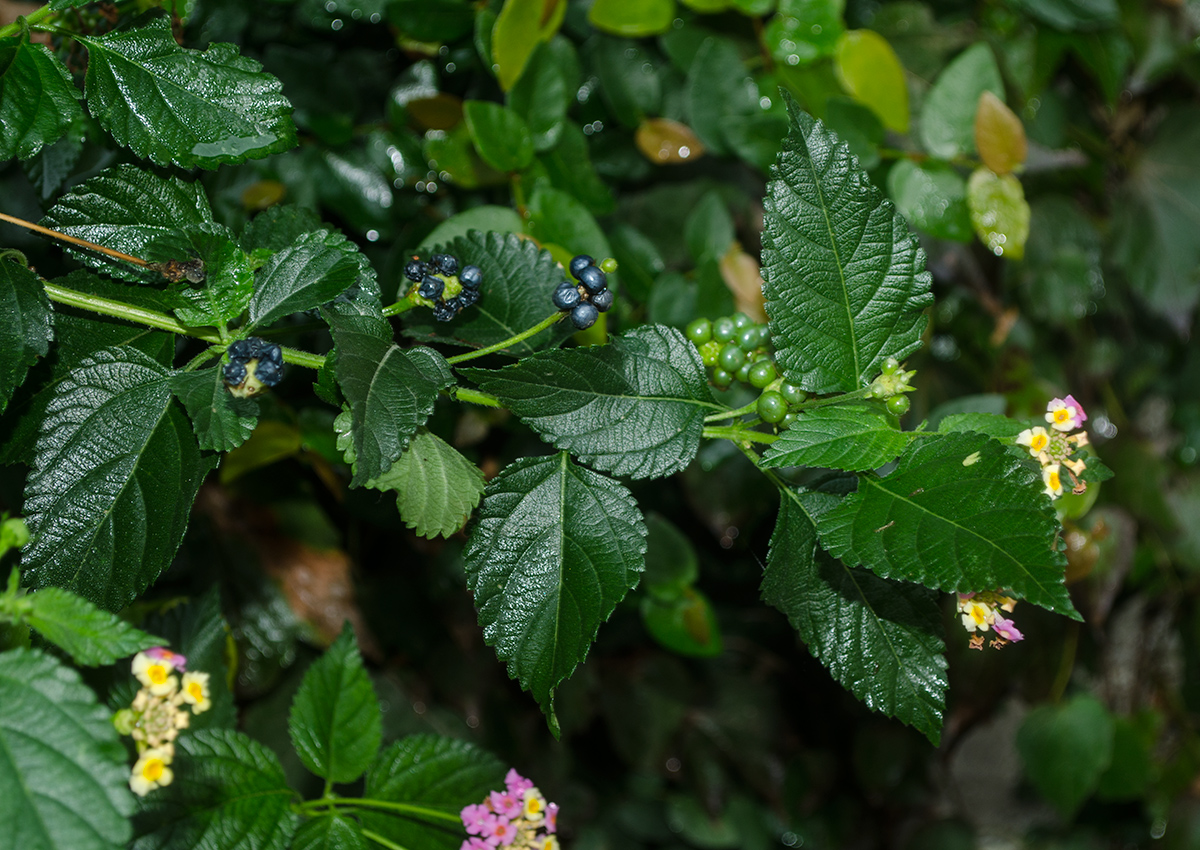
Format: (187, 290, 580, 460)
(993, 616, 1024, 642)
(460, 840, 490, 850)
(483, 815, 516, 847)
(461, 803, 491, 836)
(1064, 394, 1087, 424)
(1046, 396, 1086, 432)
(488, 789, 523, 819)
(546, 802, 559, 834)
(145, 647, 187, 671)
(505, 768, 534, 795)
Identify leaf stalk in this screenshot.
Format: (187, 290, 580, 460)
(445, 312, 566, 366)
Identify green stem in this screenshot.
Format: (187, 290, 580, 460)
(361, 829, 410, 850)
(450, 387, 504, 408)
(792, 387, 875, 412)
(702, 425, 778, 445)
(43, 282, 223, 342)
(280, 345, 326, 371)
(181, 348, 220, 373)
(382, 296, 418, 318)
(313, 798, 462, 825)
(704, 400, 759, 423)
(446, 312, 566, 366)
(0, 6, 56, 38)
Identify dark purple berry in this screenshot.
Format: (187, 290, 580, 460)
(459, 287, 481, 307)
(223, 361, 247, 384)
(570, 302, 598, 330)
(419, 274, 444, 300)
(577, 265, 606, 294)
(460, 264, 482, 289)
(592, 288, 614, 312)
(227, 340, 254, 361)
(552, 281, 581, 311)
(569, 254, 594, 279)
(404, 259, 427, 282)
(432, 253, 458, 275)
(261, 343, 283, 366)
(433, 299, 460, 322)
(254, 360, 284, 387)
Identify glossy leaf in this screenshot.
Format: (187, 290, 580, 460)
(0, 649, 133, 850)
(169, 367, 259, 452)
(508, 37, 577, 152)
(463, 100, 535, 173)
(24, 130, 84, 200)
(587, 37, 661, 128)
(367, 428, 485, 539)
(146, 222, 254, 327)
(815, 432, 1079, 617)
(1017, 694, 1115, 817)
(919, 42, 1003, 159)
(765, 0, 845, 67)
(131, 729, 297, 850)
(79, 11, 295, 169)
(834, 29, 909, 133)
(0, 257, 53, 414)
(388, 0, 474, 42)
(886, 160, 973, 242)
(24, 587, 162, 666)
(539, 121, 615, 215)
(762, 403, 914, 471)
(685, 36, 759, 157)
(588, 0, 675, 37)
(974, 91, 1027, 176)
(762, 97, 932, 394)
(967, 167, 1030, 260)
(527, 185, 612, 261)
(248, 229, 362, 329)
(22, 348, 213, 610)
(464, 454, 647, 724)
(0, 34, 83, 160)
(492, 0, 563, 90)
(462, 325, 719, 479)
(764, 488, 948, 743)
(292, 816, 367, 850)
(289, 625, 381, 783)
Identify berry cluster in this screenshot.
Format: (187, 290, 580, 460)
(459, 769, 559, 850)
(867, 357, 917, 417)
(404, 252, 482, 321)
(223, 337, 284, 398)
(552, 254, 617, 330)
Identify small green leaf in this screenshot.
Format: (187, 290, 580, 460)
(289, 625, 381, 784)
(526, 185, 612, 261)
(492, 0, 563, 90)
(248, 230, 363, 329)
(464, 454, 647, 722)
(463, 100, 535, 173)
(1017, 694, 1115, 817)
(762, 403, 914, 471)
(292, 815, 367, 850)
(887, 160, 973, 243)
(0, 34, 84, 159)
(79, 11, 295, 169)
(1009, 0, 1119, 31)
(685, 36, 759, 157)
(366, 428, 485, 539)
(586, 36, 661, 128)
(641, 587, 723, 657)
(169, 367, 259, 452)
(834, 29, 909, 133)
(131, 729, 297, 850)
(765, 0, 845, 67)
(762, 97, 932, 394)
(588, 0, 675, 37)
(0, 649, 133, 850)
(974, 91, 1027, 176)
(146, 222, 254, 327)
(815, 432, 1079, 617)
(919, 42, 1003, 159)
(22, 347, 213, 611)
(388, 0, 475, 43)
(967, 167, 1030, 260)
(0, 257, 53, 415)
(508, 38, 577, 152)
(462, 325, 719, 479)
(764, 487, 948, 743)
(24, 587, 162, 665)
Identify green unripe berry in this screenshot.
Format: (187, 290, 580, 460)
(737, 327, 762, 352)
(757, 391, 788, 424)
(882, 356, 901, 375)
(686, 318, 712, 345)
(713, 317, 737, 342)
(732, 312, 753, 330)
(780, 382, 807, 405)
(718, 344, 746, 372)
(748, 360, 777, 388)
(711, 368, 733, 388)
(699, 340, 721, 367)
(886, 394, 911, 417)
(782, 412, 799, 429)
(736, 361, 753, 383)
(599, 257, 619, 274)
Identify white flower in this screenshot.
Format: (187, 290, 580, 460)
(180, 671, 212, 714)
(132, 652, 178, 697)
(129, 747, 174, 796)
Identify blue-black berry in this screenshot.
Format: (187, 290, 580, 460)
(254, 360, 284, 387)
(432, 253, 458, 275)
(404, 259, 427, 282)
(569, 254, 594, 279)
(459, 287, 481, 307)
(577, 265, 606, 294)
(419, 274, 444, 300)
(223, 361, 247, 384)
(227, 339, 255, 361)
(432, 298, 460, 322)
(592, 288, 614, 312)
(552, 281, 582, 311)
(571, 302, 599, 330)
(460, 264, 482, 289)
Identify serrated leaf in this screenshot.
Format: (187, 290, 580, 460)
(0, 257, 53, 414)
(967, 167, 1030, 260)
(24, 129, 85, 200)
(24, 587, 162, 665)
(146, 222, 254, 327)
(22, 347, 213, 611)
(463, 325, 719, 479)
(79, 11, 295, 169)
(248, 229, 362, 329)
(1017, 694, 1115, 817)
(815, 432, 1078, 617)
(362, 735, 505, 850)
(40, 164, 213, 283)
(0, 34, 84, 159)
(974, 91, 1027, 176)
(0, 649, 133, 850)
(919, 42, 1003, 159)
(288, 625, 381, 784)
(464, 454, 647, 722)
(239, 205, 324, 255)
(366, 428, 485, 539)
(325, 301, 453, 486)
(169, 367, 259, 452)
(937, 411, 1028, 439)
(762, 97, 932, 394)
(292, 815, 367, 850)
(763, 487, 948, 743)
(762, 403, 914, 471)
(131, 729, 297, 850)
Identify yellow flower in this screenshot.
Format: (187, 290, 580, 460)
(180, 671, 212, 714)
(132, 652, 178, 697)
(523, 787, 546, 821)
(130, 747, 174, 796)
(1016, 426, 1050, 458)
(1042, 464, 1063, 499)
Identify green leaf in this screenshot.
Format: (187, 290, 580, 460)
(418, 207, 525, 248)
(967, 167, 1030, 260)
(0, 649, 133, 850)
(24, 587, 162, 665)
(1018, 196, 1103, 324)
(641, 587, 723, 657)
(292, 815, 367, 850)
(248, 229, 362, 329)
(325, 301, 453, 486)
(366, 428, 485, 539)
(463, 100, 535, 173)
(361, 735, 505, 850)
(919, 43, 1003, 159)
(0, 257, 53, 414)
(762, 403, 914, 471)
(886, 160, 973, 243)
(146, 222, 254, 327)
(169, 367, 259, 452)
(762, 97, 932, 394)
(24, 129, 85, 200)
(22, 347, 213, 611)
(824, 96, 884, 169)
(834, 29, 909, 133)
(239, 205, 323, 255)
(492, 0, 558, 90)
(289, 625, 381, 784)
(388, 0, 475, 43)
(643, 513, 699, 597)
(1017, 694, 1115, 817)
(937, 411, 1028, 440)
(586, 36, 661, 128)
(464, 454, 647, 722)
(815, 432, 1079, 617)
(763, 487, 948, 743)
(538, 121, 615, 216)
(588, 0, 675, 37)
(765, 0, 845, 67)
(79, 11, 295, 169)
(685, 37, 759, 157)
(40, 164, 213, 283)
(131, 729, 297, 850)
(685, 190, 736, 263)
(508, 38, 577, 152)
(527, 185, 612, 261)
(462, 325, 719, 479)
(1009, 0, 1119, 31)
(0, 34, 84, 159)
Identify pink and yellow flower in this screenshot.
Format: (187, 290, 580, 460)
(132, 651, 178, 696)
(1046, 395, 1087, 432)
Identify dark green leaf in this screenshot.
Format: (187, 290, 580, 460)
(463, 100, 534, 173)
(824, 96, 884, 170)
(815, 432, 1079, 617)
(684, 191, 735, 263)
(24, 587, 162, 665)
(685, 37, 759, 157)
(462, 325, 719, 479)
(22, 347, 213, 611)
(131, 729, 297, 850)
(23, 129, 85, 200)
(1017, 694, 1114, 817)
(0, 35, 83, 159)
(762, 403, 914, 471)
(292, 815, 367, 850)
(762, 97, 932, 394)
(248, 230, 362, 329)
(586, 37, 661, 128)
(464, 454, 647, 722)
(764, 0, 845, 66)
(79, 11, 295, 169)
(239, 205, 323, 255)
(388, 0, 475, 43)
(886, 160, 973, 242)
(919, 43, 1003, 159)
(936, 411, 1028, 440)
(289, 625, 381, 783)
(362, 735, 505, 850)
(508, 38, 578, 152)
(366, 428, 485, 539)
(1009, 0, 1119, 31)
(764, 487, 948, 743)
(146, 222, 254, 327)
(643, 513, 699, 597)
(527, 184, 612, 260)
(1017, 196, 1103, 324)
(0, 257, 53, 414)
(641, 588, 723, 658)
(538, 121, 615, 215)
(169, 367, 259, 452)
(0, 649, 133, 850)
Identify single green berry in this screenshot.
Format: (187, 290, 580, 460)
(748, 360, 777, 388)
(686, 317, 712, 345)
(757, 391, 788, 424)
(780, 382, 807, 405)
(886, 394, 911, 417)
(737, 327, 759, 352)
(718, 344, 746, 372)
(713, 317, 737, 342)
(699, 340, 721, 367)
(711, 368, 733, 388)
(736, 361, 753, 383)
(882, 356, 901, 375)
(599, 257, 619, 274)
(732, 312, 753, 330)
(782, 412, 799, 429)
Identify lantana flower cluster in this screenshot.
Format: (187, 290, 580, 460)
(112, 647, 212, 796)
(1016, 394, 1091, 500)
(957, 590, 1024, 651)
(460, 769, 559, 850)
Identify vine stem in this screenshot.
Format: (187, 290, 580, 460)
(43, 281, 222, 341)
(296, 797, 462, 825)
(792, 386, 875, 411)
(280, 346, 325, 370)
(360, 829, 410, 850)
(702, 425, 778, 445)
(445, 312, 566, 366)
(0, 212, 152, 268)
(451, 387, 503, 408)
(0, 6, 56, 38)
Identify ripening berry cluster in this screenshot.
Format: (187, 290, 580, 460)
(459, 769, 559, 850)
(224, 336, 284, 398)
(404, 252, 482, 321)
(552, 254, 617, 330)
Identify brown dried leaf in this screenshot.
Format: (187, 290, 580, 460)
(975, 91, 1027, 176)
(635, 118, 705, 165)
(719, 242, 766, 321)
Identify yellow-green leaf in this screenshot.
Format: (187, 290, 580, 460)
(588, 0, 676, 37)
(974, 90, 1027, 175)
(967, 167, 1030, 260)
(834, 29, 909, 133)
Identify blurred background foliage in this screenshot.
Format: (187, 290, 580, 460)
(4, 0, 1200, 847)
